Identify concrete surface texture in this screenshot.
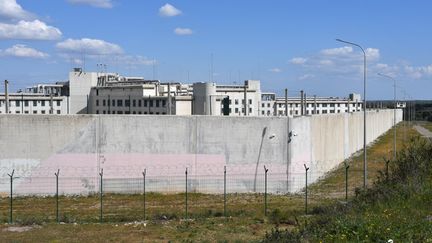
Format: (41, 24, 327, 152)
(0, 109, 402, 195)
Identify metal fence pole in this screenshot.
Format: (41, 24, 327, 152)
(386, 159, 390, 180)
(344, 162, 349, 201)
(55, 169, 60, 223)
(8, 170, 14, 224)
(264, 165, 269, 216)
(99, 169, 103, 223)
(224, 166, 227, 219)
(143, 169, 146, 221)
(304, 164, 309, 214)
(185, 168, 188, 220)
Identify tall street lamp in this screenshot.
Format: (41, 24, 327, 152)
(336, 38, 367, 188)
(377, 73, 397, 160)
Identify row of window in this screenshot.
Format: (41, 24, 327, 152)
(0, 100, 61, 107)
(0, 110, 61, 114)
(261, 103, 361, 108)
(95, 99, 167, 108)
(263, 109, 359, 116)
(220, 107, 253, 114)
(95, 110, 167, 115)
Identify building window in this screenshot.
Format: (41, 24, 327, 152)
(118, 111, 123, 114)
(322, 104, 328, 107)
(235, 99, 239, 105)
(138, 100, 142, 107)
(156, 100, 160, 107)
(57, 110, 61, 114)
(125, 111, 130, 114)
(96, 89, 99, 96)
(41, 101, 45, 106)
(41, 110, 46, 114)
(16, 111, 20, 114)
(125, 99, 130, 107)
(144, 111, 148, 114)
(249, 108, 252, 113)
(133, 100, 136, 107)
(96, 100, 99, 106)
(249, 99, 252, 105)
(162, 100, 166, 107)
(235, 108, 239, 113)
(117, 100, 123, 107)
(103, 110, 106, 114)
(149, 100, 153, 107)
(133, 111, 136, 114)
(24, 101, 29, 107)
(330, 104, 335, 107)
(96, 110, 99, 114)
(16, 101, 20, 107)
(144, 100, 148, 107)
(323, 110, 328, 114)
(32, 101, 37, 106)
(267, 103, 270, 108)
(262, 103, 265, 108)
(138, 112, 142, 114)
(33, 111, 37, 114)
(103, 100, 106, 106)
(56, 100, 60, 106)
(262, 111, 265, 115)
(25, 111, 29, 114)
(229, 99, 232, 105)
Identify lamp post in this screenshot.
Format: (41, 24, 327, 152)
(377, 73, 397, 160)
(336, 38, 367, 188)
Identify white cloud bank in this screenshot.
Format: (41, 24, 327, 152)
(174, 27, 193, 35)
(0, 44, 49, 58)
(159, 3, 182, 17)
(56, 38, 123, 55)
(67, 0, 113, 8)
(268, 68, 282, 73)
(0, 20, 62, 40)
(0, 0, 34, 20)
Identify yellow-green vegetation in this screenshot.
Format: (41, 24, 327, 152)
(0, 123, 422, 242)
(264, 124, 432, 242)
(421, 121, 432, 132)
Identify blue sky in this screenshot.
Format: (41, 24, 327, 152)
(0, 0, 431, 99)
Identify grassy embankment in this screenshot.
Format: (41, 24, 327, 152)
(0, 123, 420, 242)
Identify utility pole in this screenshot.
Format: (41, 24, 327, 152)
(285, 89, 288, 116)
(300, 90, 304, 116)
(244, 81, 248, 116)
(5, 80, 9, 114)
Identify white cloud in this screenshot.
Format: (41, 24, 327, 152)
(298, 74, 315, 80)
(116, 55, 156, 66)
(0, 44, 49, 58)
(0, 20, 62, 40)
(159, 3, 182, 17)
(319, 59, 333, 66)
(365, 48, 380, 61)
(67, 0, 113, 8)
(56, 38, 123, 55)
(404, 64, 432, 79)
(0, 0, 35, 20)
(268, 68, 282, 73)
(321, 46, 353, 56)
(174, 27, 193, 35)
(289, 57, 307, 65)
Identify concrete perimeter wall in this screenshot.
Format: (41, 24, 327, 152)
(0, 109, 402, 195)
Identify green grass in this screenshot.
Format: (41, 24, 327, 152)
(0, 122, 421, 242)
(264, 124, 432, 242)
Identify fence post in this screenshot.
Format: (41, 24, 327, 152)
(185, 167, 188, 220)
(304, 164, 309, 214)
(264, 165, 269, 216)
(99, 169, 103, 223)
(55, 169, 60, 223)
(224, 166, 227, 219)
(8, 170, 14, 224)
(142, 169, 146, 221)
(344, 162, 349, 201)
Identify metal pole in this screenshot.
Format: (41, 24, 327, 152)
(336, 39, 367, 188)
(304, 165, 309, 214)
(224, 166, 227, 219)
(4, 80, 9, 114)
(264, 165, 269, 216)
(99, 169, 103, 223)
(300, 90, 304, 116)
(185, 168, 188, 220)
(345, 163, 349, 201)
(55, 169, 60, 223)
(8, 169, 14, 224)
(285, 89, 288, 117)
(378, 73, 397, 160)
(143, 169, 146, 221)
